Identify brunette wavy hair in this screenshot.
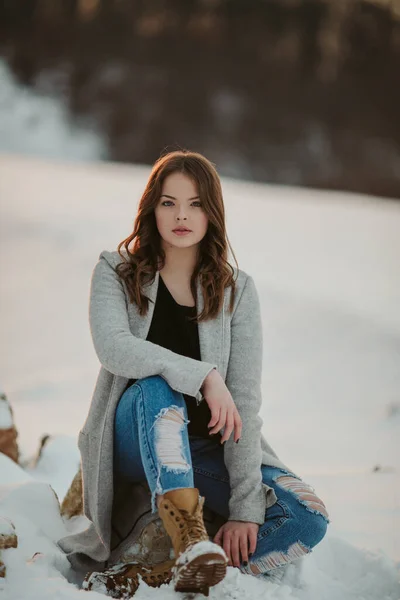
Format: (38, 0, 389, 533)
(115, 149, 239, 322)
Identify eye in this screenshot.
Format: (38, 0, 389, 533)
(160, 201, 202, 207)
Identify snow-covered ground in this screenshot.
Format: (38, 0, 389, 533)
(0, 59, 107, 162)
(0, 153, 399, 599)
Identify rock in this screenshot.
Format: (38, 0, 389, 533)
(0, 392, 19, 464)
(32, 434, 51, 467)
(61, 467, 83, 518)
(0, 517, 18, 578)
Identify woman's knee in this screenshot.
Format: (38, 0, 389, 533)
(117, 376, 180, 411)
(115, 382, 141, 427)
(273, 473, 329, 549)
(136, 374, 167, 390)
(295, 505, 328, 550)
(116, 376, 189, 437)
(136, 375, 185, 404)
(274, 474, 329, 520)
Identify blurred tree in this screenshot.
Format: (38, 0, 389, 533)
(0, 0, 399, 198)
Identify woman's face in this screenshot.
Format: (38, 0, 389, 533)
(154, 171, 209, 252)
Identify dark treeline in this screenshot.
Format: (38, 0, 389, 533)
(1, 0, 400, 199)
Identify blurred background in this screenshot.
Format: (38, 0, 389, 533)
(1, 3, 400, 596)
(1, 0, 400, 199)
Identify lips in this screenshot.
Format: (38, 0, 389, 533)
(173, 228, 191, 232)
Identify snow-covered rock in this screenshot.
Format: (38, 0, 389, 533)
(60, 467, 83, 519)
(0, 517, 17, 578)
(0, 392, 19, 464)
(27, 434, 81, 502)
(0, 453, 73, 593)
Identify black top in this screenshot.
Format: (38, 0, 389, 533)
(124, 273, 219, 440)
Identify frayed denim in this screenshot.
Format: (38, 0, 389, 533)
(113, 375, 329, 577)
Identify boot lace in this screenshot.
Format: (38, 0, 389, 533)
(178, 503, 209, 548)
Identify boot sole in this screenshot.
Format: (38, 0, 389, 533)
(173, 552, 227, 596)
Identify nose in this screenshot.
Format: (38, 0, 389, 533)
(176, 205, 188, 220)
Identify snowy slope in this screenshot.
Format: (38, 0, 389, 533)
(0, 59, 107, 162)
(0, 153, 399, 599)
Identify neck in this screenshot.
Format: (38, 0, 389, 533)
(159, 243, 199, 280)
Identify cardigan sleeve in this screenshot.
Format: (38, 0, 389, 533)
(89, 256, 217, 402)
(223, 274, 267, 524)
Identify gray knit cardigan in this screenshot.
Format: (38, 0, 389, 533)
(57, 250, 293, 573)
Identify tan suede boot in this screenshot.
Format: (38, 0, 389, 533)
(158, 488, 228, 596)
(82, 558, 176, 598)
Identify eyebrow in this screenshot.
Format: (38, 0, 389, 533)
(160, 194, 200, 200)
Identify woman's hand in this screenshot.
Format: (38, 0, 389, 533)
(201, 369, 242, 444)
(213, 521, 259, 567)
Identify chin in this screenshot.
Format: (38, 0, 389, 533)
(165, 232, 195, 243)
(170, 239, 197, 248)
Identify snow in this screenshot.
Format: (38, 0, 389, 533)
(174, 540, 228, 567)
(0, 59, 107, 162)
(0, 517, 16, 537)
(25, 435, 81, 502)
(0, 152, 399, 598)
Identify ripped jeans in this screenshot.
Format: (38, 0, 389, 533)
(113, 375, 329, 578)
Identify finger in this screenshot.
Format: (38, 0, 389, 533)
(231, 532, 241, 568)
(234, 411, 242, 442)
(249, 528, 258, 556)
(213, 527, 223, 546)
(239, 533, 249, 564)
(220, 410, 234, 443)
(223, 534, 232, 567)
(209, 407, 227, 435)
(211, 407, 226, 435)
(208, 408, 220, 432)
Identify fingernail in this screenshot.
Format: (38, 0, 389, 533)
(235, 439, 240, 443)
(243, 561, 248, 566)
(221, 441, 226, 445)
(249, 552, 253, 557)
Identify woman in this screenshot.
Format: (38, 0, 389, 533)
(59, 150, 329, 597)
